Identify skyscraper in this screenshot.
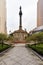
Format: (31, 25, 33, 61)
(0, 0, 7, 34)
(37, 0, 43, 27)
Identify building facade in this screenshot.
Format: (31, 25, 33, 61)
(0, 0, 7, 34)
(37, 0, 43, 27)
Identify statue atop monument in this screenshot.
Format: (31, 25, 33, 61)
(19, 6, 22, 30)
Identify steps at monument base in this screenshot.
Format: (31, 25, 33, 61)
(14, 40, 26, 44)
(15, 44, 25, 46)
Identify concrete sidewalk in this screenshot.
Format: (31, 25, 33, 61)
(0, 44, 43, 65)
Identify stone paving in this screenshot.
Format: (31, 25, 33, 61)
(0, 44, 43, 65)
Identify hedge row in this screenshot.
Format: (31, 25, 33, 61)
(26, 43, 43, 56)
(0, 44, 11, 52)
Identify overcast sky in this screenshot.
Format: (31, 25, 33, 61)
(6, 0, 38, 34)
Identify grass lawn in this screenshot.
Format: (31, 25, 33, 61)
(26, 43, 43, 56)
(0, 43, 11, 52)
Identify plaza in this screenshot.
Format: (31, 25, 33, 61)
(0, 44, 43, 65)
(0, 0, 43, 65)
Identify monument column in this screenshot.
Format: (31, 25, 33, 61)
(19, 6, 22, 30)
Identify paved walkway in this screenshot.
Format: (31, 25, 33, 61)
(0, 44, 43, 65)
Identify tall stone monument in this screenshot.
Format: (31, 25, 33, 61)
(11, 6, 28, 43)
(19, 6, 22, 30)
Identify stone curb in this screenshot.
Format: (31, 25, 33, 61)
(27, 47, 43, 61)
(0, 47, 12, 55)
(32, 50, 43, 61)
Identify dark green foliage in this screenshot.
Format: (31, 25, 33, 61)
(26, 43, 43, 56)
(0, 44, 11, 52)
(0, 33, 7, 41)
(7, 35, 14, 43)
(0, 33, 7, 47)
(26, 32, 43, 43)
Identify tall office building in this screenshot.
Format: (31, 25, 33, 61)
(37, 0, 43, 27)
(0, 0, 7, 34)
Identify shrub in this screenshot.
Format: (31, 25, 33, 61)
(26, 32, 43, 44)
(0, 33, 7, 47)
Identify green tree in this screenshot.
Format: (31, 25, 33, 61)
(30, 32, 43, 43)
(35, 32, 43, 43)
(8, 35, 14, 43)
(26, 32, 43, 44)
(0, 33, 7, 47)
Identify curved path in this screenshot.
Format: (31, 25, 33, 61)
(0, 44, 43, 65)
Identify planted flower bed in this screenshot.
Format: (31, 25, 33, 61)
(26, 43, 43, 56)
(0, 43, 11, 52)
